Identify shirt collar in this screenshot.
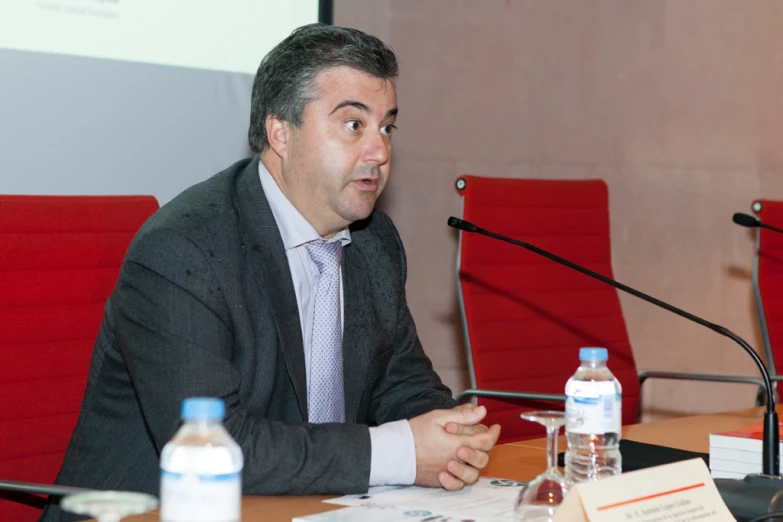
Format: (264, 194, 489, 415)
(258, 160, 351, 251)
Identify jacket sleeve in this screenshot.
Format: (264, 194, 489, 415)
(366, 214, 457, 425)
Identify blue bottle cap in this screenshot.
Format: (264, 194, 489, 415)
(181, 397, 225, 421)
(579, 347, 608, 361)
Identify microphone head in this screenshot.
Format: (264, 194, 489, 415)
(733, 212, 760, 228)
(447, 217, 478, 233)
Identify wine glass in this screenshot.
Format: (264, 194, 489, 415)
(513, 410, 577, 522)
(60, 491, 158, 522)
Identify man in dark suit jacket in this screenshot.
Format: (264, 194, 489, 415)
(41, 23, 500, 521)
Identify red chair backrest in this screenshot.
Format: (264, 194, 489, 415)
(0, 195, 158, 521)
(455, 176, 640, 443)
(753, 200, 783, 377)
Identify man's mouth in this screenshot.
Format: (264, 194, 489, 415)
(353, 178, 380, 191)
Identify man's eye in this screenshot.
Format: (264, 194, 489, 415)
(345, 120, 361, 132)
(381, 124, 397, 136)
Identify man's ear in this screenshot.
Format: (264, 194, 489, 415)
(265, 114, 290, 158)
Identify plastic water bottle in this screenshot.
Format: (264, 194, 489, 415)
(160, 397, 243, 522)
(564, 347, 622, 483)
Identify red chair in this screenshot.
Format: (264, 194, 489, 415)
(453, 175, 764, 443)
(752, 200, 783, 388)
(0, 195, 158, 521)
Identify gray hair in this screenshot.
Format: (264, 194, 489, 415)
(248, 23, 399, 154)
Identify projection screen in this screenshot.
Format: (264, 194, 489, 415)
(0, 0, 328, 204)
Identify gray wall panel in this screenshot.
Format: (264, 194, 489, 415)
(0, 48, 254, 204)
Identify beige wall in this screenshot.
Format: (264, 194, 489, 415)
(334, 0, 783, 420)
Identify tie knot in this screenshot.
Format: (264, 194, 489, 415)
(306, 241, 342, 275)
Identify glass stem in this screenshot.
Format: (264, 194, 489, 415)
(546, 423, 559, 472)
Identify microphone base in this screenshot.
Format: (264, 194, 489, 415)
(715, 474, 783, 521)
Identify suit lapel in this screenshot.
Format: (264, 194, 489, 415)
(235, 159, 308, 421)
(341, 242, 373, 424)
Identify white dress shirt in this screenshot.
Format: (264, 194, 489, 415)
(258, 161, 416, 487)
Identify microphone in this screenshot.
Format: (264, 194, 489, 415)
(447, 216, 779, 477)
(734, 213, 760, 228)
(734, 212, 783, 235)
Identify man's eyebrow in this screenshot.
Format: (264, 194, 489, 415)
(329, 100, 369, 115)
(328, 102, 399, 119)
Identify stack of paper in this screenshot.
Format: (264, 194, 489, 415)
(292, 477, 526, 522)
(708, 419, 783, 479)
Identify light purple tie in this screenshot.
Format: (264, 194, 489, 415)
(306, 240, 345, 423)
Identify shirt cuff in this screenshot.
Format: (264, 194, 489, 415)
(368, 420, 417, 486)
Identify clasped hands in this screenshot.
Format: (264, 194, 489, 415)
(409, 403, 502, 491)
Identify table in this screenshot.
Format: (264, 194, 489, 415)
(117, 406, 768, 522)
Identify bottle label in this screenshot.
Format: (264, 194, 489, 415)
(565, 380, 621, 435)
(160, 470, 241, 522)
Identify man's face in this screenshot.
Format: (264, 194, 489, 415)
(277, 66, 398, 237)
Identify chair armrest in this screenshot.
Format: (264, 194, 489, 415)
(639, 371, 764, 387)
(638, 370, 765, 388)
(457, 388, 566, 404)
(0, 479, 93, 497)
(637, 371, 767, 423)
